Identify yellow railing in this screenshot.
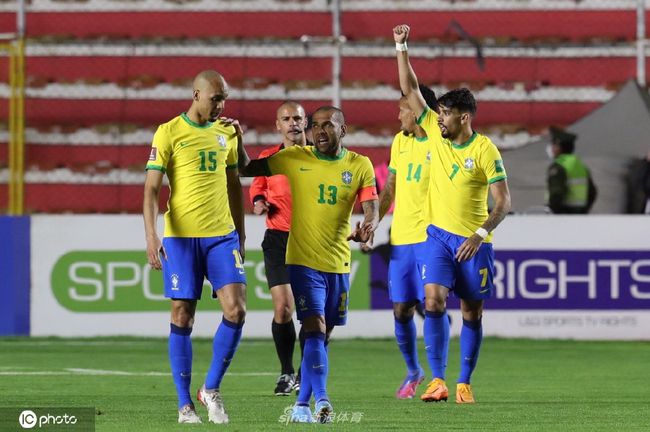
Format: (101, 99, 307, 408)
(4, 38, 25, 215)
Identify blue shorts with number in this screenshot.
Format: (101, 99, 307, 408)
(388, 242, 425, 304)
(288, 265, 349, 326)
(418, 224, 494, 301)
(162, 231, 246, 299)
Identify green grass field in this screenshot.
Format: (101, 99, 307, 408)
(0, 337, 648, 431)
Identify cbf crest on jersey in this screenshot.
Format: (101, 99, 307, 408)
(217, 135, 227, 148)
(464, 158, 475, 170)
(342, 170, 353, 184)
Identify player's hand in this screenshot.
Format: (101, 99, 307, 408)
(146, 235, 166, 270)
(393, 24, 410, 43)
(360, 241, 373, 253)
(347, 221, 376, 246)
(253, 199, 270, 215)
(219, 117, 244, 137)
(455, 234, 482, 262)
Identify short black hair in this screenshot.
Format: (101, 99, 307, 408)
(550, 126, 576, 154)
(437, 88, 476, 116)
(313, 106, 345, 124)
(401, 85, 439, 114)
(419, 84, 439, 114)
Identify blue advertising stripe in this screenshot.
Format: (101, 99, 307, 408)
(460, 250, 650, 310)
(0, 216, 30, 335)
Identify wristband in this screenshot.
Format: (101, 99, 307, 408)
(395, 42, 408, 52)
(475, 227, 488, 239)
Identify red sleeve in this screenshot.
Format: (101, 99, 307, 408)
(249, 175, 268, 203)
(248, 144, 282, 203)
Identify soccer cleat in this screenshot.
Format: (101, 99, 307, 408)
(396, 367, 425, 399)
(290, 404, 314, 423)
(313, 400, 333, 424)
(420, 378, 449, 402)
(293, 372, 301, 393)
(177, 404, 202, 424)
(456, 383, 475, 404)
(197, 385, 229, 424)
(274, 373, 296, 396)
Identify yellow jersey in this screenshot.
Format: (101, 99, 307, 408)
(417, 108, 507, 242)
(267, 146, 377, 273)
(146, 113, 239, 237)
(387, 132, 432, 245)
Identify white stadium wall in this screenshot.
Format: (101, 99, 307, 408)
(29, 215, 650, 340)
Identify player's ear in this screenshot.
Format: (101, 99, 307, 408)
(339, 124, 347, 139)
(193, 89, 200, 101)
(276, 119, 282, 132)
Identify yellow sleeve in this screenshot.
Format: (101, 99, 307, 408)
(480, 141, 508, 184)
(359, 156, 377, 189)
(387, 133, 401, 174)
(415, 107, 439, 138)
(226, 134, 238, 169)
(146, 124, 172, 172)
(267, 146, 292, 175)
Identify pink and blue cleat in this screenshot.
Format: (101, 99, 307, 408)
(396, 367, 425, 399)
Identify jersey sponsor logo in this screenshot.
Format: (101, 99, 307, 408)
(148, 147, 157, 161)
(217, 135, 227, 148)
(464, 158, 475, 170)
(342, 170, 353, 185)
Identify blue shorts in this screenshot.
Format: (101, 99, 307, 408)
(418, 224, 494, 301)
(288, 265, 350, 327)
(388, 242, 425, 304)
(162, 231, 246, 300)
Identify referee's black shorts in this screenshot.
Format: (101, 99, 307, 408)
(261, 229, 290, 288)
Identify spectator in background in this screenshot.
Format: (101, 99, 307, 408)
(546, 126, 597, 214)
(249, 100, 307, 396)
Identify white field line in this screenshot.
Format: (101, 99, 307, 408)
(0, 368, 274, 377)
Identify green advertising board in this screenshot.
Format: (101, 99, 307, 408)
(51, 250, 370, 312)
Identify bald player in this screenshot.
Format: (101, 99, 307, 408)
(249, 101, 308, 396)
(144, 70, 246, 424)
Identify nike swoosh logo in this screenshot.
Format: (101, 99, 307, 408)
(299, 167, 312, 171)
(479, 289, 489, 294)
(312, 364, 324, 369)
(400, 151, 409, 154)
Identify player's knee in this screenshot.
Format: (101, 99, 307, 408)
(302, 315, 325, 333)
(393, 303, 415, 321)
(273, 303, 294, 323)
(424, 297, 446, 313)
(224, 303, 246, 325)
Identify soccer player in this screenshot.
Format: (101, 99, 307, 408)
(249, 101, 308, 395)
(239, 106, 379, 423)
(394, 24, 512, 404)
(377, 86, 439, 399)
(143, 70, 247, 424)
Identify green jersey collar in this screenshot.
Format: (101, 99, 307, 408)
(451, 132, 477, 150)
(181, 112, 213, 129)
(313, 147, 347, 161)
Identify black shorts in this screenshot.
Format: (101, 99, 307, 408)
(262, 229, 290, 288)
